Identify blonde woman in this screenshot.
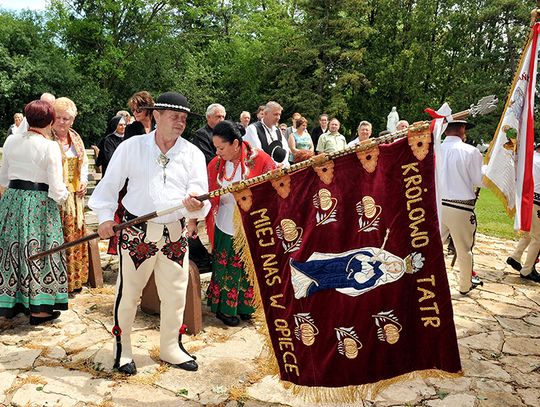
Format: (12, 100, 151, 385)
(52, 97, 89, 292)
(7, 112, 23, 136)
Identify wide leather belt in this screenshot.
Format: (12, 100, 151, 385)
(441, 198, 475, 213)
(9, 179, 49, 192)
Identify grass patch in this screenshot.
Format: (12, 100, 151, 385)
(476, 188, 517, 240)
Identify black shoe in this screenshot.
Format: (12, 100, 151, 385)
(520, 268, 540, 283)
(239, 313, 252, 321)
(116, 361, 137, 375)
(506, 257, 522, 271)
(29, 311, 61, 326)
(172, 359, 198, 372)
(471, 275, 483, 286)
(216, 311, 240, 327)
(178, 337, 196, 360)
(459, 279, 483, 295)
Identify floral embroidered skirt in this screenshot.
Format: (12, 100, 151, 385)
(207, 227, 254, 316)
(0, 189, 68, 318)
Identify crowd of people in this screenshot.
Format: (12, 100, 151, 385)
(1, 89, 538, 377)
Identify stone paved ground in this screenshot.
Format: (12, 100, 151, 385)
(1, 233, 539, 407)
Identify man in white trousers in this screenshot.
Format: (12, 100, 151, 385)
(438, 119, 484, 295)
(89, 91, 210, 375)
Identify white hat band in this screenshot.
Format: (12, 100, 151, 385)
(154, 102, 191, 112)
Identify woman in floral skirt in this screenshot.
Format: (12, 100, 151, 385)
(206, 121, 276, 326)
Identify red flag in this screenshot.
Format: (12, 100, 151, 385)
(235, 133, 461, 397)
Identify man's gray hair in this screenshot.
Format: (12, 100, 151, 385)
(396, 119, 409, 128)
(206, 103, 226, 118)
(240, 111, 250, 119)
(40, 92, 56, 104)
(264, 101, 283, 112)
(358, 120, 372, 130)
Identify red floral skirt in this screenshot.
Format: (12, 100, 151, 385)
(207, 227, 254, 316)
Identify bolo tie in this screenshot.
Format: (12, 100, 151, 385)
(157, 153, 170, 184)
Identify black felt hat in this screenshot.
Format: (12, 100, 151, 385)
(141, 92, 200, 116)
(268, 140, 287, 163)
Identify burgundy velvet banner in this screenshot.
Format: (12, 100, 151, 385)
(237, 137, 461, 388)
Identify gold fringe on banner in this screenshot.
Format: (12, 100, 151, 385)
(283, 368, 463, 403)
(482, 175, 516, 218)
(232, 206, 281, 376)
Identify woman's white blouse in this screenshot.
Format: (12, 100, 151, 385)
(0, 131, 69, 203)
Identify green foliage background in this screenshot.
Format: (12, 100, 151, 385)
(0, 0, 536, 146)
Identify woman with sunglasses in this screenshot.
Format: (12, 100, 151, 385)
(106, 91, 155, 255)
(124, 91, 155, 139)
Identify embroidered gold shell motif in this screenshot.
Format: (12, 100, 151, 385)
(356, 195, 382, 232)
(280, 219, 299, 241)
(318, 188, 333, 211)
(335, 327, 362, 359)
(373, 310, 402, 345)
(276, 219, 303, 253)
(293, 313, 319, 346)
(313, 188, 338, 225)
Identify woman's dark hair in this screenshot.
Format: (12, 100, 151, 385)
(212, 120, 243, 144)
(25, 100, 55, 128)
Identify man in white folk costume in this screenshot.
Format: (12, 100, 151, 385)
(438, 119, 485, 295)
(89, 92, 210, 375)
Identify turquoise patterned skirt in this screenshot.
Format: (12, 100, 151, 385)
(0, 188, 68, 318)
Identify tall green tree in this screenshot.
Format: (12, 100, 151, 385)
(1, 0, 537, 145)
(0, 10, 82, 142)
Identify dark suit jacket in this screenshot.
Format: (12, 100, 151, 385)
(96, 134, 124, 175)
(311, 126, 327, 150)
(192, 124, 216, 165)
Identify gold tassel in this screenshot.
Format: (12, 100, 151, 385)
(283, 369, 463, 403)
(232, 204, 281, 376)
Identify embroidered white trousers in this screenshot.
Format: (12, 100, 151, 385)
(113, 221, 191, 367)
